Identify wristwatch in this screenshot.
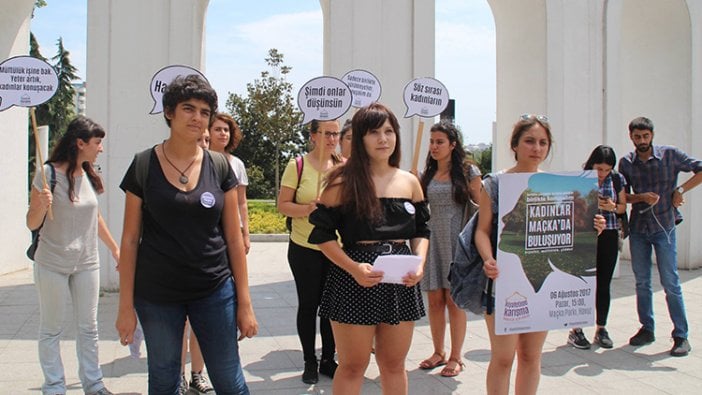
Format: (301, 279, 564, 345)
(675, 186, 685, 195)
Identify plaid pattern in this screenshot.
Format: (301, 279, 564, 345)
(618, 145, 702, 234)
(600, 173, 621, 230)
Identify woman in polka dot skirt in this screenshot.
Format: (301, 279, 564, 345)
(308, 103, 430, 394)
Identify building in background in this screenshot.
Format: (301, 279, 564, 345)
(72, 81, 86, 115)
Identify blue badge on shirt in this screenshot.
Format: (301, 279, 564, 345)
(200, 192, 215, 208)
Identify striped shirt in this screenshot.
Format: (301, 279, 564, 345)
(618, 145, 702, 234)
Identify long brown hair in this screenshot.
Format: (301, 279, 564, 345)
(46, 116, 105, 201)
(326, 103, 401, 222)
(420, 121, 470, 205)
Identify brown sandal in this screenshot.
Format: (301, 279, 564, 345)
(419, 352, 447, 370)
(440, 358, 464, 377)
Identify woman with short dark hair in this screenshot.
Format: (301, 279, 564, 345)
(115, 75, 257, 394)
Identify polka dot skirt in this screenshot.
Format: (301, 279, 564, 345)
(319, 245, 425, 325)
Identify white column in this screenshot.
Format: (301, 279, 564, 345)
(544, 1, 605, 172)
(684, 0, 702, 268)
(87, 0, 209, 289)
(0, 0, 35, 275)
(487, 0, 548, 171)
(320, 0, 435, 170)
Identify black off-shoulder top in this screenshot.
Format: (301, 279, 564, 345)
(308, 198, 431, 246)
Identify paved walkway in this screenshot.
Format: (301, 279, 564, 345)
(0, 241, 700, 394)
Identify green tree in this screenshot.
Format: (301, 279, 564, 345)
(32, 0, 47, 17)
(28, 35, 79, 187)
(473, 144, 492, 175)
(226, 49, 305, 199)
(47, 37, 78, 144)
(28, 32, 47, 165)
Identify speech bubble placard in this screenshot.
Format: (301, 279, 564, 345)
(0, 56, 58, 111)
(341, 69, 381, 108)
(402, 77, 449, 118)
(297, 76, 352, 125)
(149, 65, 208, 114)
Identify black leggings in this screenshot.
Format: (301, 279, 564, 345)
(596, 230, 619, 326)
(287, 241, 335, 362)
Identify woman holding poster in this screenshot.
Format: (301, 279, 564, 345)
(307, 103, 430, 394)
(418, 121, 481, 376)
(474, 115, 606, 395)
(277, 119, 342, 384)
(566, 145, 627, 350)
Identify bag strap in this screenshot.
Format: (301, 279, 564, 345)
(292, 155, 304, 203)
(611, 170, 622, 194)
(208, 150, 231, 186)
(134, 148, 152, 198)
(47, 163, 56, 192)
(296, 155, 304, 184)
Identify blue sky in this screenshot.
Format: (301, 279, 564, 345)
(29, 0, 495, 144)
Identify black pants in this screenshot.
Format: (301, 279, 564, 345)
(596, 230, 619, 326)
(287, 241, 335, 362)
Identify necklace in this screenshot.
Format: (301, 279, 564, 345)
(161, 140, 197, 184)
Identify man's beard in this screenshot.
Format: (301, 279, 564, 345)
(636, 143, 651, 153)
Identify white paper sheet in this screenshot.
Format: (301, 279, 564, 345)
(372, 254, 422, 284)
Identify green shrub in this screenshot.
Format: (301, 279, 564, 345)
(248, 200, 287, 234)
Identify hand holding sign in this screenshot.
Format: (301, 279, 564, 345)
(403, 77, 450, 173)
(149, 65, 208, 114)
(342, 69, 381, 108)
(1, 55, 60, 219)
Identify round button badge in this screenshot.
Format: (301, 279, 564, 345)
(200, 192, 216, 208)
(404, 201, 415, 215)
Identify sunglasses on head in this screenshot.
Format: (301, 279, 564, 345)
(520, 114, 549, 123)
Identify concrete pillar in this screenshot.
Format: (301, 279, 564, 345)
(0, 0, 35, 275)
(87, 0, 209, 289)
(320, 0, 435, 170)
(684, 0, 702, 268)
(490, 0, 699, 267)
(612, 0, 695, 268)
(487, 0, 548, 171)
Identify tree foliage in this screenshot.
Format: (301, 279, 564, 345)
(472, 144, 492, 175)
(28, 34, 79, 185)
(226, 49, 305, 199)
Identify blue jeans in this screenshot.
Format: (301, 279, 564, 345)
(629, 229, 688, 338)
(34, 264, 106, 395)
(135, 278, 249, 395)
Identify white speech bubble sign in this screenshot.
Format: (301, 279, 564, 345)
(402, 77, 450, 118)
(0, 56, 58, 111)
(341, 69, 382, 108)
(149, 65, 208, 114)
(297, 76, 352, 125)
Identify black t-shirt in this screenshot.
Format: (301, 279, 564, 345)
(120, 149, 238, 303)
